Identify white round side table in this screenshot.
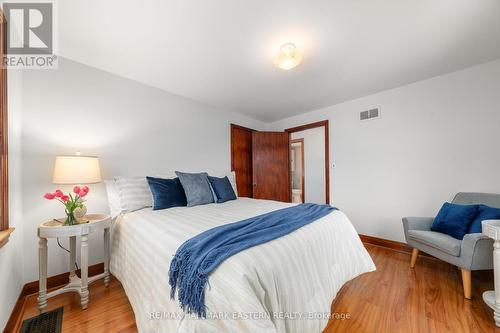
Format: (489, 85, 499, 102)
(37, 214, 111, 312)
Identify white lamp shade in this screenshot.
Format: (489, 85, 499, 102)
(52, 155, 102, 184)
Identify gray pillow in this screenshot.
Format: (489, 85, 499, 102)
(175, 171, 214, 207)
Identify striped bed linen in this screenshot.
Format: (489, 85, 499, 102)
(110, 198, 375, 333)
(114, 176, 153, 212)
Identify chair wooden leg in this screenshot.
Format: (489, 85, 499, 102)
(410, 248, 419, 268)
(461, 268, 472, 299)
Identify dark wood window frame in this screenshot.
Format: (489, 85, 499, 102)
(285, 120, 330, 204)
(0, 8, 12, 248)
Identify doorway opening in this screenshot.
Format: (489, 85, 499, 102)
(290, 139, 304, 203)
(230, 120, 329, 204)
(286, 120, 329, 204)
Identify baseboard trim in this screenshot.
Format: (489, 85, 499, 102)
(359, 234, 413, 253)
(23, 263, 104, 296)
(3, 262, 104, 333)
(3, 288, 26, 333)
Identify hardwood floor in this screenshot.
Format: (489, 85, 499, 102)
(18, 277, 136, 333)
(16, 244, 499, 333)
(325, 245, 498, 333)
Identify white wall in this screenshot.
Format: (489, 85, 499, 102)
(271, 59, 500, 242)
(20, 58, 266, 283)
(0, 70, 24, 329)
(291, 127, 326, 204)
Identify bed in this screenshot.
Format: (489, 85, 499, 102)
(110, 197, 375, 333)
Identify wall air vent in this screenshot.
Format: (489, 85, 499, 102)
(360, 108, 380, 121)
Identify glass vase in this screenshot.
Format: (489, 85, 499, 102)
(65, 211, 77, 226)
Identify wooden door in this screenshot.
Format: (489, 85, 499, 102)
(252, 132, 290, 202)
(230, 124, 254, 197)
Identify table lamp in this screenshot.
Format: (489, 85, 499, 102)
(52, 155, 101, 185)
(45, 154, 101, 225)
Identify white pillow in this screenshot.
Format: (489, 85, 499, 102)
(104, 180, 123, 218)
(155, 174, 176, 179)
(227, 171, 238, 197)
(114, 176, 153, 212)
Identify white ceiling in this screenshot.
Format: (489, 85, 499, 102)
(58, 0, 500, 122)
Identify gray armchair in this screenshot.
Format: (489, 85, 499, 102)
(403, 192, 500, 299)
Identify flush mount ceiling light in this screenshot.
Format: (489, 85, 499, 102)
(275, 43, 302, 70)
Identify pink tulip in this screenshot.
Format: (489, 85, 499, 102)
(77, 186, 89, 197)
(73, 186, 81, 194)
(61, 195, 69, 202)
(44, 192, 56, 200)
(54, 189, 63, 198)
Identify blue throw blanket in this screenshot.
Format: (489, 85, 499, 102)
(168, 203, 336, 317)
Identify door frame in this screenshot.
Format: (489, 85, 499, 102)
(285, 120, 330, 204)
(290, 138, 305, 203)
(0, 8, 9, 233)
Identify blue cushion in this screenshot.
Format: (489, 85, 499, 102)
(175, 171, 214, 207)
(208, 176, 237, 203)
(146, 176, 187, 210)
(431, 202, 479, 240)
(468, 204, 500, 233)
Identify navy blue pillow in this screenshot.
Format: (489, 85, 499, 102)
(207, 176, 237, 203)
(468, 204, 500, 233)
(431, 202, 479, 240)
(146, 176, 187, 210)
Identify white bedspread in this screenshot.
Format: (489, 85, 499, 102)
(110, 198, 375, 333)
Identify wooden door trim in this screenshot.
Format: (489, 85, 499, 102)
(290, 138, 305, 203)
(285, 120, 328, 133)
(0, 8, 9, 234)
(230, 123, 255, 132)
(285, 120, 330, 204)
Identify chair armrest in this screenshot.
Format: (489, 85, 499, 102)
(402, 217, 434, 231)
(402, 217, 434, 244)
(462, 233, 490, 245)
(461, 233, 492, 252)
(461, 233, 494, 270)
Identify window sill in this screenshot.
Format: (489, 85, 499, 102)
(0, 228, 15, 248)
